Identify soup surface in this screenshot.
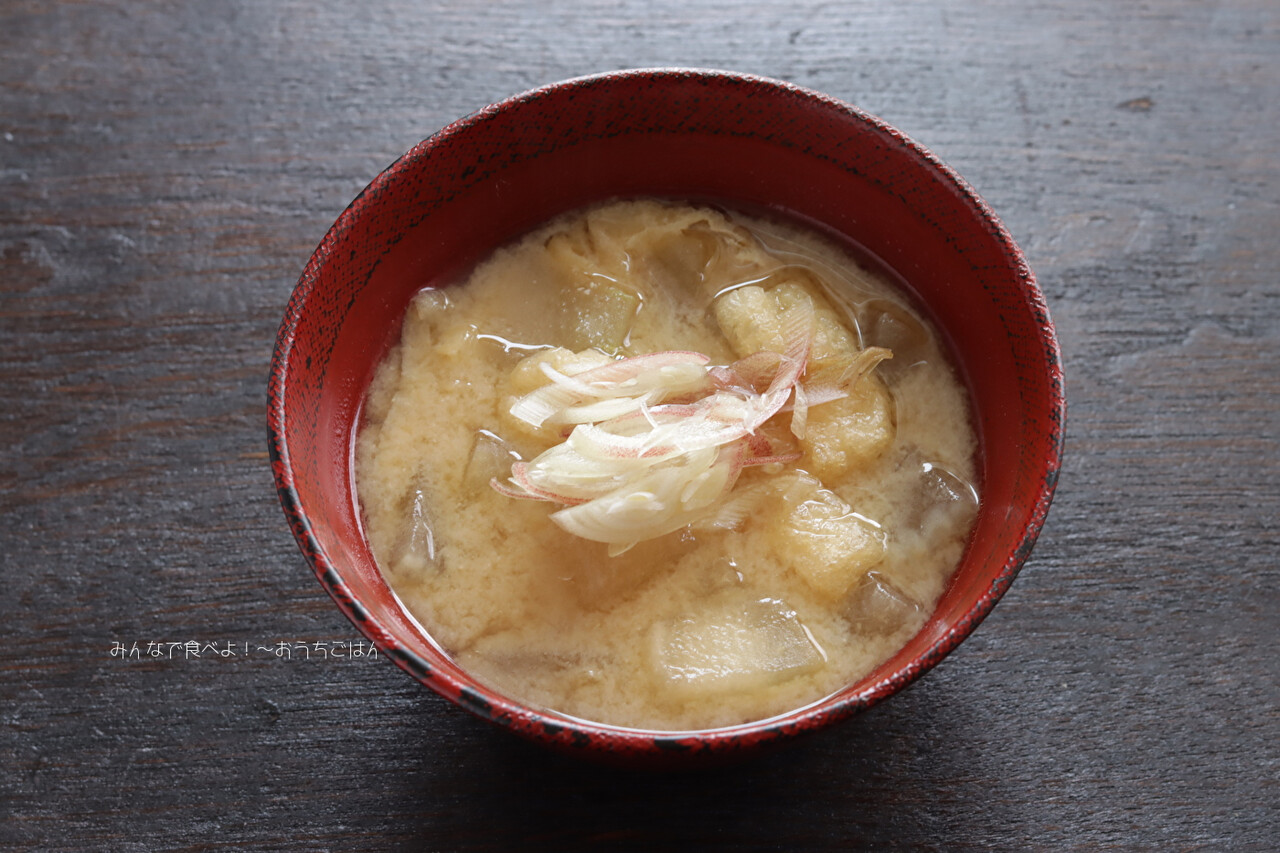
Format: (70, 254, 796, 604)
(356, 200, 979, 730)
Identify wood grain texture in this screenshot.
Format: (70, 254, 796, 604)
(2, 0, 1276, 849)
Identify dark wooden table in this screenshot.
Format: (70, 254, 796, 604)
(3, 1, 1276, 849)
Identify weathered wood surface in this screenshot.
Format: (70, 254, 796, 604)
(2, 1, 1276, 849)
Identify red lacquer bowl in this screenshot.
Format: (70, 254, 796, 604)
(268, 69, 1064, 766)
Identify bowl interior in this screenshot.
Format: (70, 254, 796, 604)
(269, 69, 1063, 758)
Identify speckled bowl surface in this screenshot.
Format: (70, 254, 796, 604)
(268, 68, 1064, 766)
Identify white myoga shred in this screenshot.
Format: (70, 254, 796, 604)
(355, 199, 980, 730)
(494, 299, 893, 555)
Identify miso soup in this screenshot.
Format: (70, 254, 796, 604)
(355, 200, 979, 730)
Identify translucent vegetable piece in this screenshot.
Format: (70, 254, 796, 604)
(859, 297, 931, 374)
(895, 454, 981, 538)
(463, 631, 606, 694)
(562, 282, 641, 354)
(650, 596, 825, 695)
(846, 572, 923, 635)
(645, 220, 723, 292)
(463, 430, 520, 490)
(909, 459, 981, 561)
(920, 460, 979, 514)
(561, 533, 697, 610)
(409, 287, 452, 322)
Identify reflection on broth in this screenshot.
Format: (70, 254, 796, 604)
(355, 200, 979, 730)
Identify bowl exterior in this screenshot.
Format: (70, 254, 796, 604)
(268, 68, 1064, 764)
